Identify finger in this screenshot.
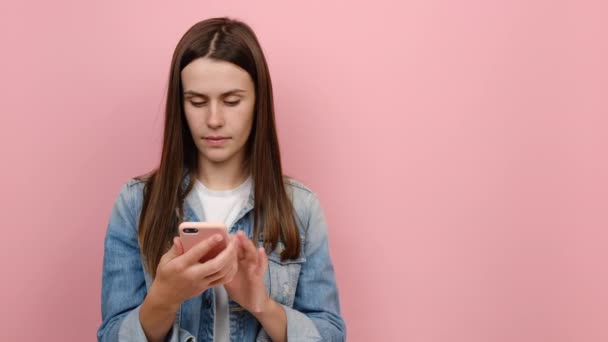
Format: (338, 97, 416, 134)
(208, 262, 238, 287)
(225, 262, 238, 283)
(238, 233, 259, 264)
(182, 234, 224, 265)
(236, 230, 247, 240)
(234, 233, 246, 261)
(174, 236, 184, 255)
(163, 237, 184, 261)
(191, 237, 237, 277)
(205, 264, 232, 286)
(256, 247, 268, 277)
(206, 259, 238, 287)
(208, 277, 223, 288)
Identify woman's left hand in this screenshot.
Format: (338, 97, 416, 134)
(225, 231, 271, 314)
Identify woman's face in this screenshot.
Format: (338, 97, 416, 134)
(181, 57, 255, 167)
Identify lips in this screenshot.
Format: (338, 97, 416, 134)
(203, 136, 230, 145)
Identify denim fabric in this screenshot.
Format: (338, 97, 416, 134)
(97, 174, 346, 341)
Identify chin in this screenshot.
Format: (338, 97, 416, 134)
(201, 151, 235, 164)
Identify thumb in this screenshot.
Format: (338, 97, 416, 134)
(165, 237, 184, 259)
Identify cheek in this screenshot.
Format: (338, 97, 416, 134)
(239, 113, 254, 139)
(244, 103, 255, 129)
(233, 106, 254, 137)
(183, 110, 202, 133)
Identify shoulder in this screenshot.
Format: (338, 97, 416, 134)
(118, 177, 147, 200)
(284, 176, 314, 195)
(125, 177, 147, 190)
(112, 177, 148, 218)
(283, 176, 322, 229)
(284, 176, 318, 205)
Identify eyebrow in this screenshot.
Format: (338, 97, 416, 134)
(183, 89, 246, 97)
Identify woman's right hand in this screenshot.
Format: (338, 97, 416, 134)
(148, 234, 239, 309)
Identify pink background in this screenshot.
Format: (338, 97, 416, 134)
(1, 1, 607, 341)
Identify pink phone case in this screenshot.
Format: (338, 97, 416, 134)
(178, 222, 229, 263)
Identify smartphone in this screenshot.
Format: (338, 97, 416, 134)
(178, 222, 229, 263)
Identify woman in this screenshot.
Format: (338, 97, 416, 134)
(97, 17, 346, 342)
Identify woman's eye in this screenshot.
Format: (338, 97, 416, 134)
(189, 101, 239, 107)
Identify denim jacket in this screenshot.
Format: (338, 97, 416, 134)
(97, 173, 346, 341)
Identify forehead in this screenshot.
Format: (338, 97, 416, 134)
(181, 57, 253, 94)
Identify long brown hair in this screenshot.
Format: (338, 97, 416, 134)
(137, 17, 300, 277)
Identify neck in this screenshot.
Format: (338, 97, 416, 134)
(197, 155, 249, 191)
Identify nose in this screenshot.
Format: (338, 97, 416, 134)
(206, 101, 224, 129)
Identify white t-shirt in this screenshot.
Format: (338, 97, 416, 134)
(194, 175, 252, 342)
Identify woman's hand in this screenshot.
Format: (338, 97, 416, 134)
(149, 234, 239, 309)
(224, 231, 271, 314)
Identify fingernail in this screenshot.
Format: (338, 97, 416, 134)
(214, 235, 223, 242)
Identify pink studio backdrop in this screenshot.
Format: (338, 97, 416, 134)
(1, 1, 607, 341)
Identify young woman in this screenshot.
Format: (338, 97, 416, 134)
(97, 17, 346, 342)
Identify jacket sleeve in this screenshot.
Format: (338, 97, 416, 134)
(97, 182, 191, 342)
(257, 192, 347, 342)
